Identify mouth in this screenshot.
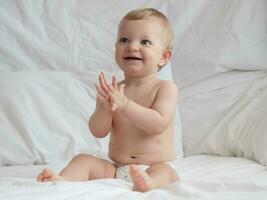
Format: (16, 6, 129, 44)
(124, 56, 143, 61)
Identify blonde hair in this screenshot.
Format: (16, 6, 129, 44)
(119, 8, 174, 50)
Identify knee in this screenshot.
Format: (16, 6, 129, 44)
(72, 154, 95, 163)
(147, 163, 179, 182)
(166, 164, 180, 182)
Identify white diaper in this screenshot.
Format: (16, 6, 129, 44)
(115, 165, 149, 182)
(115, 162, 178, 182)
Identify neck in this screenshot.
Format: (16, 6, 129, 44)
(124, 73, 158, 86)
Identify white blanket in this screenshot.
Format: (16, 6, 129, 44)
(1, 155, 267, 200)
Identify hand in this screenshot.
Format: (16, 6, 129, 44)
(95, 72, 113, 111)
(95, 72, 128, 111)
(106, 75, 128, 112)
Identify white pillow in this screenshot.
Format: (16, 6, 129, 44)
(225, 76, 267, 166)
(187, 74, 267, 166)
(0, 71, 104, 165)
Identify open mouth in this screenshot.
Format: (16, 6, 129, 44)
(124, 56, 142, 61)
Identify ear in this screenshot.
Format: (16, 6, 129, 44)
(159, 49, 172, 67)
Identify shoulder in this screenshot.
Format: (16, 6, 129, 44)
(155, 80, 179, 99)
(158, 80, 178, 93)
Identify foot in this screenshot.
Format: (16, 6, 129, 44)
(129, 165, 155, 192)
(37, 168, 63, 182)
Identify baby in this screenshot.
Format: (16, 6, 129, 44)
(37, 8, 179, 192)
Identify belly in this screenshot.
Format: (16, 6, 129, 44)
(110, 116, 176, 165)
(108, 145, 175, 165)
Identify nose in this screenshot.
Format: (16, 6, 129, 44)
(126, 41, 139, 52)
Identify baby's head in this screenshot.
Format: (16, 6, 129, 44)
(116, 8, 173, 73)
(120, 8, 174, 51)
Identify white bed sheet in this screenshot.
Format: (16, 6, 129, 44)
(0, 155, 267, 200)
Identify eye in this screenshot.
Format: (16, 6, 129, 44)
(118, 37, 129, 43)
(141, 39, 152, 46)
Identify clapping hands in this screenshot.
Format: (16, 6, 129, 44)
(95, 72, 128, 112)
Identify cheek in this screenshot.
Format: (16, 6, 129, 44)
(115, 52, 119, 64)
(145, 50, 161, 62)
(115, 48, 122, 64)
(115, 45, 123, 54)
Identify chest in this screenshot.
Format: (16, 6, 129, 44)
(112, 84, 159, 127)
(124, 85, 158, 107)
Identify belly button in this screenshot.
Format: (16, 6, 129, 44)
(130, 156, 136, 159)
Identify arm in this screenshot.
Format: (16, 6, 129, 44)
(121, 82, 178, 135)
(88, 98, 113, 138)
(106, 76, 178, 135)
(88, 72, 114, 138)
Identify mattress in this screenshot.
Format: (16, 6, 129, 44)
(1, 155, 267, 200)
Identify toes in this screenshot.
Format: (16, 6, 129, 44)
(135, 172, 146, 182)
(129, 165, 138, 175)
(36, 168, 54, 182)
(137, 174, 149, 185)
(42, 168, 53, 177)
(36, 175, 42, 182)
(129, 165, 154, 192)
(37, 172, 45, 182)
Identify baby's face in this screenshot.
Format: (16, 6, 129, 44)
(115, 18, 170, 77)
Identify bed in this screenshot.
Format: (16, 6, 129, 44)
(1, 155, 267, 199)
(0, 0, 267, 199)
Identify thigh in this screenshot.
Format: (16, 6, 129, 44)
(60, 154, 116, 181)
(88, 156, 117, 180)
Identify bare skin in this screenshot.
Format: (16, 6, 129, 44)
(37, 17, 180, 192)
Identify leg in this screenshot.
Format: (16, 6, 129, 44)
(129, 163, 179, 192)
(37, 154, 116, 182)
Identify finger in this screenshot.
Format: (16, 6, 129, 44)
(97, 94, 106, 102)
(95, 83, 106, 96)
(107, 84, 115, 92)
(95, 83, 108, 98)
(112, 75, 118, 90)
(98, 94, 111, 107)
(99, 73, 109, 92)
(101, 72, 111, 90)
(107, 91, 114, 101)
(99, 72, 109, 93)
